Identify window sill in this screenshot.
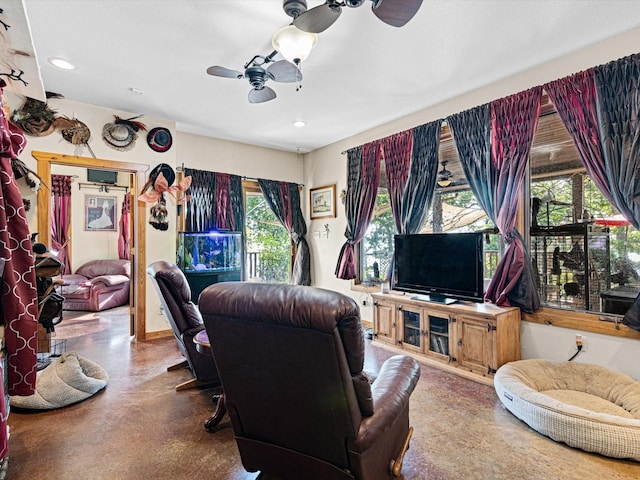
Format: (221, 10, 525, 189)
(522, 307, 640, 340)
(350, 282, 383, 294)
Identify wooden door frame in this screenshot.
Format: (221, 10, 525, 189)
(34, 150, 149, 340)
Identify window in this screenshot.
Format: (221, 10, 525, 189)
(359, 190, 394, 284)
(356, 136, 502, 287)
(244, 185, 292, 283)
(528, 108, 640, 315)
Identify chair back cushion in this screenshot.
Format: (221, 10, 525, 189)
(199, 282, 371, 470)
(146, 261, 203, 333)
(76, 259, 130, 278)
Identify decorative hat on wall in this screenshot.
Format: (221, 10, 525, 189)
(53, 115, 95, 157)
(138, 163, 191, 231)
(146, 127, 172, 153)
(11, 92, 63, 137)
(102, 115, 146, 151)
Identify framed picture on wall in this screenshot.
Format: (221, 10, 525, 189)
(310, 184, 337, 220)
(85, 195, 117, 231)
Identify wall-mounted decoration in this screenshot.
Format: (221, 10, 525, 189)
(54, 116, 95, 157)
(102, 115, 146, 152)
(146, 127, 173, 153)
(310, 184, 336, 220)
(85, 195, 117, 231)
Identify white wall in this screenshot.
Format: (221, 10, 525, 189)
(302, 27, 640, 379)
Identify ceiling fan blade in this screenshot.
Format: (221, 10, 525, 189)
(372, 0, 423, 27)
(248, 86, 277, 104)
(206, 65, 244, 79)
(293, 2, 342, 33)
(267, 60, 302, 83)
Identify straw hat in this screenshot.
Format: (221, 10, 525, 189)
(102, 115, 146, 151)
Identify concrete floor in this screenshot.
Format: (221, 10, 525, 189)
(7, 306, 640, 479)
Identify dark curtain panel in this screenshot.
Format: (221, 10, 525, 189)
(184, 167, 215, 232)
(448, 87, 542, 312)
(118, 193, 131, 260)
(383, 130, 414, 233)
(258, 179, 310, 285)
(0, 82, 38, 402)
(229, 174, 244, 236)
(184, 168, 244, 233)
(335, 141, 382, 279)
(50, 174, 72, 273)
(593, 53, 640, 229)
(403, 121, 442, 234)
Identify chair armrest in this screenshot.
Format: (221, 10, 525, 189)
(88, 274, 130, 288)
(58, 274, 89, 286)
(351, 355, 420, 452)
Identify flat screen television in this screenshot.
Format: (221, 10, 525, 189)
(87, 169, 118, 184)
(392, 232, 485, 304)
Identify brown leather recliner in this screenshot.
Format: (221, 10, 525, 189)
(199, 282, 421, 480)
(147, 260, 220, 391)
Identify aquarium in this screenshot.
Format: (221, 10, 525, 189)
(177, 231, 243, 273)
(177, 231, 243, 301)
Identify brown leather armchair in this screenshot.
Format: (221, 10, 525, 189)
(147, 260, 220, 391)
(199, 282, 421, 480)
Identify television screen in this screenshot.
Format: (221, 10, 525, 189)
(87, 169, 118, 184)
(392, 232, 484, 304)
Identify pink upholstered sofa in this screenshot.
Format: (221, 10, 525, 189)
(58, 259, 130, 311)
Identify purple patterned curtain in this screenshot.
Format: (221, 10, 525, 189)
(50, 174, 72, 273)
(0, 82, 38, 401)
(335, 141, 382, 279)
(118, 193, 131, 260)
(184, 168, 244, 233)
(544, 69, 613, 204)
(258, 179, 310, 285)
(448, 87, 542, 312)
(215, 173, 232, 230)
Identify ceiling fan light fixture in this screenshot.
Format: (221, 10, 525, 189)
(272, 25, 317, 64)
(437, 161, 452, 187)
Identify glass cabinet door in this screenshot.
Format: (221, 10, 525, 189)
(401, 306, 424, 352)
(428, 314, 450, 357)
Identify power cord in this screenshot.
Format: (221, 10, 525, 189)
(568, 335, 583, 361)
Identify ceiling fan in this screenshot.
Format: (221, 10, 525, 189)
(206, 52, 302, 104)
(287, 0, 424, 33)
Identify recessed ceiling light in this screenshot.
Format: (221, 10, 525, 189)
(292, 120, 306, 128)
(48, 57, 77, 70)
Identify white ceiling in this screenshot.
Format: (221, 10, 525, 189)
(23, 1, 640, 154)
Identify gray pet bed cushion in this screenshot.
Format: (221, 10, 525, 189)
(495, 359, 640, 461)
(11, 351, 108, 410)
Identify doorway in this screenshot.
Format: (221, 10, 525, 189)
(34, 150, 149, 340)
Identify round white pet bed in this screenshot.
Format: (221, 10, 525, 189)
(494, 359, 640, 461)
